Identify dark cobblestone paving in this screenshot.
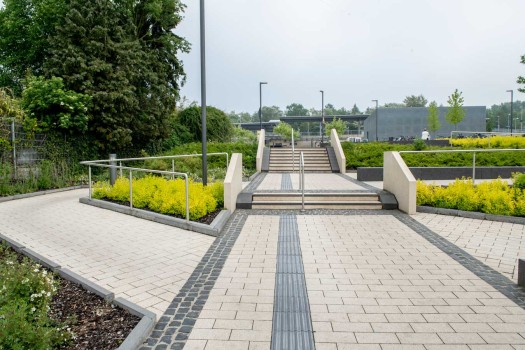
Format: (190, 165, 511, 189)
(139, 211, 248, 350)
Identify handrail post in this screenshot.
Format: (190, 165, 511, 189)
(129, 170, 133, 209)
(88, 165, 92, 199)
(226, 153, 229, 168)
(291, 132, 294, 171)
(301, 152, 305, 212)
(119, 161, 123, 178)
(172, 159, 175, 180)
(472, 152, 476, 185)
(185, 175, 189, 221)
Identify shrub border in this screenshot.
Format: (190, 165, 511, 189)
(0, 185, 88, 203)
(417, 205, 525, 225)
(0, 232, 155, 350)
(79, 197, 231, 237)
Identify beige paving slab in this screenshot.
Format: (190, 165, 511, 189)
(297, 214, 525, 349)
(414, 213, 525, 282)
(0, 189, 214, 317)
(186, 215, 279, 348)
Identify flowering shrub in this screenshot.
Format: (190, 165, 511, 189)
(92, 176, 224, 220)
(417, 177, 525, 216)
(0, 245, 71, 349)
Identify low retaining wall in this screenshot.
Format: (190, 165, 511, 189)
(79, 197, 230, 237)
(358, 166, 525, 181)
(0, 233, 156, 350)
(383, 152, 416, 214)
(224, 153, 242, 211)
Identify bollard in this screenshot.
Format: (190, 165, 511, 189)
(518, 259, 525, 287)
(109, 154, 117, 185)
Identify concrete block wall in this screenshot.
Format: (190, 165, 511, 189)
(224, 153, 243, 211)
(330, 129, 346, 174)
(256, 129, 265, 173)
(383, 151, 416, 214)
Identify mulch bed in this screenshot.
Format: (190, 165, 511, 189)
(2, 246, 141, 349)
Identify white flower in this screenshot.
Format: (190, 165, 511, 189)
(30, 307, 36, 313)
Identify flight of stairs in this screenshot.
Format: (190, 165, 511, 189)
(268, 148, 332, 173)
(251, 192, 382, 210)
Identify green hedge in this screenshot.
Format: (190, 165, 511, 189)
(342, 142, 525, 169)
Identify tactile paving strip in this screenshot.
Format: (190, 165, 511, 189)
(281, 173, 293, 191)
(271, 215, 315, 350)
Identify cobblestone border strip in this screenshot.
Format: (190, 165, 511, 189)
(0, 185, 88, 203)
(79, 197, 230, 237)
(0, 233, 155, 350)
(141, 211, 248, 350)
(242, 172, 267, 193)
(335, 173, 382, 193)
(417, 205, 525, 225)
(394, 212, 525, 309)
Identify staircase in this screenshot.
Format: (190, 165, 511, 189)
(251, 192, 382, 210)
(268, 148, 332, 173)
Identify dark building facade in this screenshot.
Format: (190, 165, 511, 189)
(363, 106, 486, 141)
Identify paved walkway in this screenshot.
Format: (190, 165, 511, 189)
(1, 174, 525, 350)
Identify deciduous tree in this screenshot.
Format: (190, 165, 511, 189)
(427, 101, 440, 137)
(404, 94, 428, 107)
(445, 89, 465, 130)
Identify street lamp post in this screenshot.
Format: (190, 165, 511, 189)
(320, 90, 325, 145)
(259, 82, 268, 131)
(372, 100, 378, 141)
(200, 0, 207, 186)
(507, 89, 513, 135)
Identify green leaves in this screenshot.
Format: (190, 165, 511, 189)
(518, 54, 525, 94)
(176, 106, 234, 143)
(21, 76, 90, 132)
(273, 122, 299, 141)
(445, 89, 465, 130)
(427, 101, 440, 134)
(324, 117, 346, 136)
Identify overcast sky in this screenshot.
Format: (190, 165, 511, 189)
(175, 0, 525, 114)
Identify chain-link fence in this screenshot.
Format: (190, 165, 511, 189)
(0, 118, 46, 180)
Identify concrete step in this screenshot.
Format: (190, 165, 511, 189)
(252, 201, 383, 210)
(253, 193, 379, 202)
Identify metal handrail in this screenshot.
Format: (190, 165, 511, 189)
(292, 128, 295, 173)
(399, 148, 525, 184)
(300, 151, 305, 211)
(82, 163, 190, 221)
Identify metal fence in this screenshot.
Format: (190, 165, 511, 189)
(399, 148, 525, 184)
(80, 153, 229, 222)
(0, 118, 46, 179)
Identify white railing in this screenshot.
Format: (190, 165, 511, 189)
(399, 148, 525, 185)
(292, 128, 295, 173)
(83, 163, 190, 221)
(80, 152, 230, 222)
(299, 151, 305, 211)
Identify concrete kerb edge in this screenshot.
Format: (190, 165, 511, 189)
(0, 235, 155, 350)
(417, 205, 525, 225)
(79, 197, 227, 237)
(0, 185, 88, 203)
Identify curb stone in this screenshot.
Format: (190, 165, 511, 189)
(0, 235, 154, 350)
(0, 185, 88, 203)
(417, 205, 525, 225)
(79, 197, 230, 237)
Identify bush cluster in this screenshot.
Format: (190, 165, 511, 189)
(342, 142, 525, 169)
(0, 245, 71, 349)
(416, 176, 525, 217)
(450, 135, 525, 149)
(92, 176, 224, 220)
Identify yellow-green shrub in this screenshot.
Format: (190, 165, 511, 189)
(417, 178, 524, 217)
(450, 136, 525, 149)
(91, 175, 224, 220)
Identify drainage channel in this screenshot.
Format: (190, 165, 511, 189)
(271, 214, 315, 350)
